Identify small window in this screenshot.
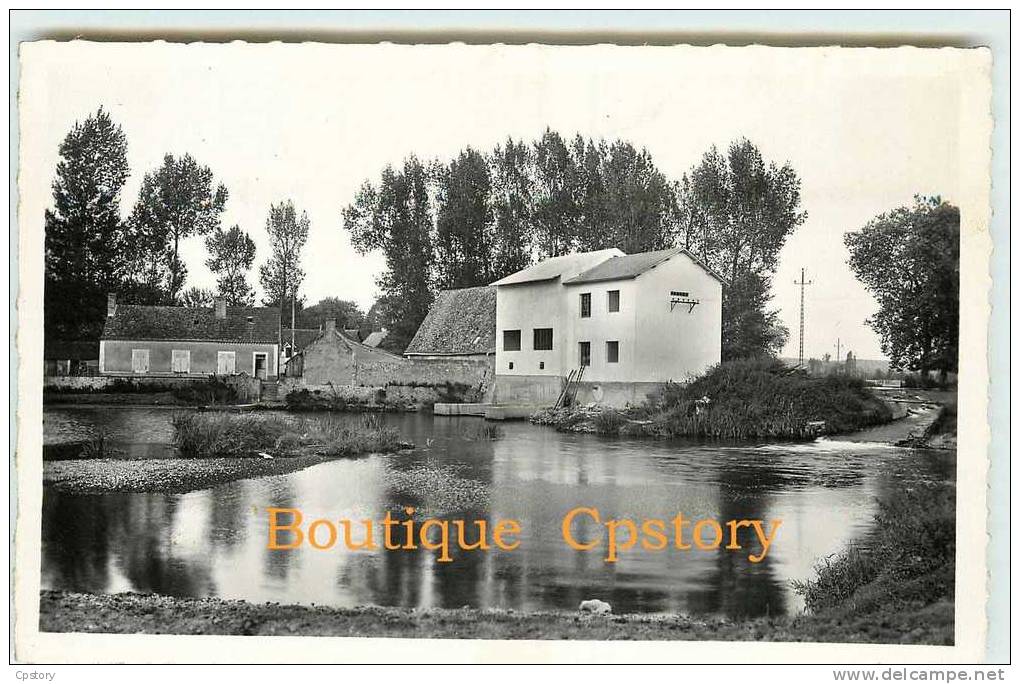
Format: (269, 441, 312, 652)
(503, 330, 522, 352)
(607, 290, 620, 313)
(578, 341, 591, 367)
(171, 349, 191, 374)
(580, 293, 591, 318)
(606, 341, 619, 364)
(533, 328, 553, 351)
(539, 361, 545, 370)
(508, 361, 514, 370)
(131, 349, 149, 374)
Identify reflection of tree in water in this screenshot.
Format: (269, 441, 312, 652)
(262, 481, 298, 581)
(41, 490, 216, 598)
(42, 490, 111, 592)
(685, 461, 789, 618)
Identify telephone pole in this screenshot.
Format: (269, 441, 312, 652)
(794, 268, 813, 367)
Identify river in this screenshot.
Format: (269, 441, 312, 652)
(41, 406, 953, 618)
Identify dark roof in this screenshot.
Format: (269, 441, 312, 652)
(343, 328, 361, 341)
(562, 247, 727, 285)
(102, 304, 279, 344)
(404, 286, 496, 356)
(283, 328, 322, 351)
(44, 339, 99, 360)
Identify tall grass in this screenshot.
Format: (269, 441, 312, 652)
(640, 357, 893, 440)
(593, 409, 628, 436)
(793, 481, 955, 615)
(171, 412, 401, 458)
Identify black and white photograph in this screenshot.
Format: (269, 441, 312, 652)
(12, 23, 999, 667)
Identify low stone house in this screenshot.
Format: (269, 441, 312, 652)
(100, 294, 280, 379)
(284, 319, 405, 386)
(44, 339, 99, 377)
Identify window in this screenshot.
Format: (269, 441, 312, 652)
(539, 361, 545, 370)
(503, 330, 522, 351)
(217, 351, 236, 375)
(533, 328, 553, 351)
(171, 349, 191, 374)
(606, 341, 619, 364)
(607, 290, 620, 313)
(508, 361, 514, 370)
(580, 293, 591, 318)
(578, 341, 591, 367)
(131, 349, 149, 374)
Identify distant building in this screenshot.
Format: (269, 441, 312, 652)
(404, 286, 495, 360)
(44, 339, 99, 377)
(283, 319, 403, 385)
(100, 294, 280, 379)
(362, 329, 389, 349)
(493, 247, 724, 406)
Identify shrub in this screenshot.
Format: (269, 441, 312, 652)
(171, 411, 402, 458)
(593, 409, 627, 436)
(463, 422, 504, 440)
(172, 377, 239, 405)
(641, 357, 893, 440)
(793, 482, 955, 615)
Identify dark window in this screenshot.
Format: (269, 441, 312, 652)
(607, 290, 620, 312)
(579, 341, 591, 367)
(508, 361, 514, 370)
(580, 292, 591, 318)
(606, 341, 619, 363)
(539, 361, 545, 370)
(533, 328, 553, 350)
(503, 329, 521, 351)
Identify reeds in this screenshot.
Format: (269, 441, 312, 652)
(171, 411, 401, 458)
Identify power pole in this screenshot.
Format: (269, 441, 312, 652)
(794, 268, 813, 367)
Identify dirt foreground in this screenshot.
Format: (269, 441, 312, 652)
(39, 590, 953, 644)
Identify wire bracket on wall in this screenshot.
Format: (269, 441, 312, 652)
(669, 290, 699, 313)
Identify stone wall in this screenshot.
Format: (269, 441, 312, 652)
(43, 375, 208, 391)
(492, 374, 665, 409)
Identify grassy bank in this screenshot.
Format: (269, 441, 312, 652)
(792, 480, 954, 643)
(44, 377, 242, 407)
(535, 358, 894, 440)
(171, 412, 406, 458)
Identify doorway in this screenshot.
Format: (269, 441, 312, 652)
(253, 353, 268, 380)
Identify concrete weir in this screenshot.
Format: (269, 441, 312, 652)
(433, 403, 541, 421)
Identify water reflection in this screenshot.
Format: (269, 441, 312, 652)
(41, 408, 954, 618)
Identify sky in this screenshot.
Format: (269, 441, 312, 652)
(20, 42, 969, 360)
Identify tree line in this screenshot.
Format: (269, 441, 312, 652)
(44, 107, 322, 344)
(344, 130, 808, 355)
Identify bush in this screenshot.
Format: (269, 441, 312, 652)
(793, 482, 955, 615)
(171, 411, 402, 458)
(593, 409, 627, 436)
(172, 377, 239, 405)
(640, 357, 893, 440)
(463, 422, 504, 440)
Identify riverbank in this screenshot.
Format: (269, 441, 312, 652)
(38, 590, 952, 644)
(42, 455, 338, 494)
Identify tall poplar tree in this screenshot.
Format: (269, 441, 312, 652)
(259, 201, 310, 350)
(44, 106, 131, 340)
(128, 153, 228, 303)
(205, 224, 256, 306)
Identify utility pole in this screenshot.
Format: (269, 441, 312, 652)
(794, 268, 813, 367)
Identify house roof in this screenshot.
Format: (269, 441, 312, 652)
(404, 285, 496, 356)
(44, 339, 99, 360)
(282, 328, 321, 351)
(362, 330, 388, 348)
(102, 304, 279, 344)
(493, 249, 624, 286)
(562, 247, 728, 285)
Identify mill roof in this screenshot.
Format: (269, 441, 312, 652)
(404, 285, 496, 356)
(562, 247, 727, 285)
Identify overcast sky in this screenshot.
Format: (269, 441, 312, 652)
(21, 42, 970, 360)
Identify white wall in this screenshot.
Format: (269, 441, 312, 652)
(633, 254, 722, 382)
(495, 279, 566, 377)
(561, 279, 638, 382)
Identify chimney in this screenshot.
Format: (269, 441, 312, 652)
(214, 297, 227, 319)
(107, 293, 117, 317)
(324, 318, 337, 334)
